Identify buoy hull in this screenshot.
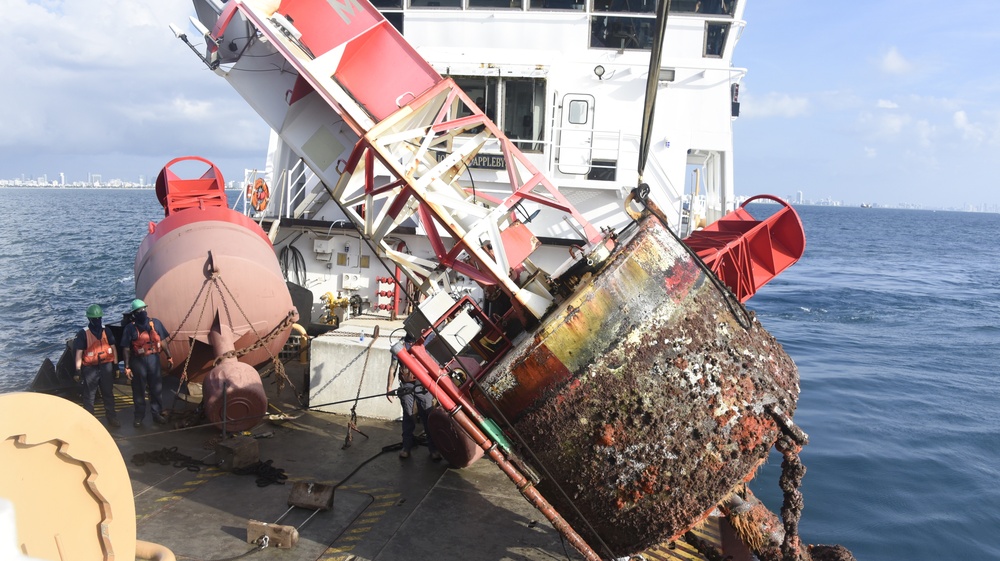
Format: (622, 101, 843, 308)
(476, 217, 799, 554)
(203, 361, 268, 432)
(134, 206, 295, 384)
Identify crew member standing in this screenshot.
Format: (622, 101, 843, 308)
(74, 304, 120, 429)
(120, 298, 173, 428)
(386, 335, 440, 460)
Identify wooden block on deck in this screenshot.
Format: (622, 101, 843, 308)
(216, 435, 259, 471)
(287, 482, 334, 510)
(247, 519, 299, 549)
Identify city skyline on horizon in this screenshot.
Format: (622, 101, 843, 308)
(4, 173, 999, 214)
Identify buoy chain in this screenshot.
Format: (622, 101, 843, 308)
(776, 434, 807, 561)
(232, 459, 288, 487)
(131, 446, 209, 472)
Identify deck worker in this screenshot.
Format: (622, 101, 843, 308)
(73, 304, 120, 429)
(120, 298, 173, 428)
(386, 334, 441, 461)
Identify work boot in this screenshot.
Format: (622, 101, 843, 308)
(399, 449, 411, 459)
(429, 451, 442, 462)
(133, 420, 143, 428)
(153, 414, 167, 425)
(108, 418, 121, 429)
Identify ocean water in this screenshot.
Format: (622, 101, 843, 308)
(748, 204, 1000, 560)
(0, 188, 162, 385)
(1, 189, 998, 560)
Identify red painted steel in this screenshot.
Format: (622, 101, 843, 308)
(263, 0, 440, 121)
(682, 195, 806, 302)
(332, 77, 606, 305)
(214, 2, 605, 310)
(136, 157, 296, 386)
(393, 345, 600, 560)
(155, 156, 228, 217)
(203, 318, 268, 432)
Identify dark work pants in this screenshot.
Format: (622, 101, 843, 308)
(399, 381, 436, 453)
(130, 354, 163, 421)
(81, 362, 117, 421)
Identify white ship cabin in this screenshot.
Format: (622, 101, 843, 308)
(220, 0, 747, 325)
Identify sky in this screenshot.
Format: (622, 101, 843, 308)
(735, 1, 1000, 208)
(1, 1, 998, 208)
(0, 1, 269, 187)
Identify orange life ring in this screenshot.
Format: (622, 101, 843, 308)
(250, 178, 269, 212)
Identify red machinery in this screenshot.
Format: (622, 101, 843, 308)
(683, 195, 806, 302)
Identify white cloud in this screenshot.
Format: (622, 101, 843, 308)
(987, 111, 1000, 146)
(0, 0, 266, 180)
(744, 92, 810, 118)
(865, 112, 910, 137)
(864, 146, 877, 158)
(953, 110, 986, 143)
(877, 99, 899, 109)
(914, 120, 935, 148)
(880, 47, 912, 75)
(903, 94, 962, 113)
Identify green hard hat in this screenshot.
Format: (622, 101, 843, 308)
(130, 298, 147, 312)
(86, 304, 103, 318)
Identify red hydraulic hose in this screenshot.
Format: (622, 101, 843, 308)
(392, 347, 601, 561)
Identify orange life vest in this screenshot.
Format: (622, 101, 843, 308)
(131, 322, 162, 356)
(82, 329, 115, 366)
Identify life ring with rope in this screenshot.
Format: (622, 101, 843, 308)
(249, 178, 269, 212)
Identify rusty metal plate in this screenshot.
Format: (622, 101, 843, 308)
(476, 217, 799, 555)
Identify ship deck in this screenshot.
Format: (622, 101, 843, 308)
(99, 363, 743, 561)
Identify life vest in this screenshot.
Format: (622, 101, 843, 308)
(82, 328, 115, 366)
(131, 322, 162, 356)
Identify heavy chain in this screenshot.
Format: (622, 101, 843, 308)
(164, 269, 298, 394)
(343, 326, 379, 449)
(777, 435, 806, 561)
(166, 274, 217, 383)
(131, 446, 209, 472)
(212, 310, 298, 365)
(768, 404, 809, 561)
(213, 309, 298, 395)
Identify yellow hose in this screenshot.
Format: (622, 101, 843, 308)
(291, 323, 310, 363)
(135, 540, 176, 561)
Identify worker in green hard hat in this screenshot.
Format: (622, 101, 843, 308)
(73, 304, 120, 429)
(120, 298, 173, 428)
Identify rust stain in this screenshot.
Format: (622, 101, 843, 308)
(480, 217, 800, 556)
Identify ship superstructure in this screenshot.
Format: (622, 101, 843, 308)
(188, 0, 746, 324)
(169, 0, 813, 555)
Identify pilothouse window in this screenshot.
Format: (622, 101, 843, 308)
(704, 21, 729, 57)
(408, 0, 461, 7)
(589, 0, 734, 50)
(590, 0, 655, 50)
(454, 76, 546, 153)
(469, 0, 524, 7)
(670, 0, 735, 16)
(590, 16, 655, 50)
(528, 0, 585, 10)
(591, 0, 655, 13)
